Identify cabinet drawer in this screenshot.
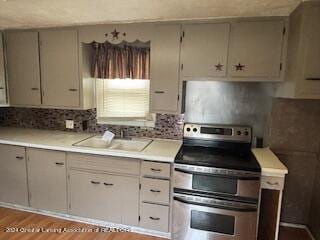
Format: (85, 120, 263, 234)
(140, 178, 170, 205)
(140, 203, 169, 232)
(261, 175, 285, 190)
(141, 161, 170, 179)
(67, 153, 140, 176)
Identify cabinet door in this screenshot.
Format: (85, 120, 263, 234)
(0, 33, 7, 105)
(40, 29, 79, 107)
(27, 149, 67, 213)
(69, 170, 139, 225)
(228, 20, 285, 78)
(6, 31, 41, 105)
(0, 144, 28, 206)
(181, 23, 230, 78)
(299, 5, 320, 97)
(150, 25, 181, 113)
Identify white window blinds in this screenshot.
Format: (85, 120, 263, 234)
(96, 79, 150, 120)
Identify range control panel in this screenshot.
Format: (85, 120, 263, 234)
(184, 123, 252, 143)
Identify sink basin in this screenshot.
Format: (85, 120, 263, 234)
(73, 135, 152, 152)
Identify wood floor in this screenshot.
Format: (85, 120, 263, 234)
(0, 207, 313, 240)
(0, 207, 163, 240)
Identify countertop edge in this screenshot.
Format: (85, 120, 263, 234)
(252, 147, 288, 177)
(0, 139, 176, 163)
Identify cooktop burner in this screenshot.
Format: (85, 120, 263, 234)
(176, 123, 261, 173)
(175, 145, 261, 172)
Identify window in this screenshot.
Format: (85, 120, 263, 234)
(96, 78, 150, 118)
(91, 41, 153, 126)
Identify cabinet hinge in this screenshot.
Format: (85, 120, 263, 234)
(138, 216, 141, 221)
(280, 63, 283, 71)
(283, 27, 286, 35)
(181, 64, 184, 71)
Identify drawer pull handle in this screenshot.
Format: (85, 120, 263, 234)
(91, 181, 100, 185)
(0, 87, 4, 90)
(103, 183, 114, 186)
(149, 216, 160, 221)
(306, 77, 320, 81)
(31, 87, 39, 91)
(150, 189, 161, 193)
(266, 181, 279, 186)
(16, 156, 24, 160)
(151, 168, 162, 172)
(154, 91, 165, 94)
(69, 88, 78, 92)
(55, 162, 64, 166)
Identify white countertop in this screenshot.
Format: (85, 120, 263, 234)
(0, 127, 182, 163)
(252, 147, 288, 177)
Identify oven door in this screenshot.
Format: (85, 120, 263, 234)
(173, 194, 258, 240)
(173, 164, 260, 199)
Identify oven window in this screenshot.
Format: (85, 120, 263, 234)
(192, 175, 237, 194)
(191, 210, 235, 235)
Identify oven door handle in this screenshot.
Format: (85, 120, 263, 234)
(174, 167, 260, 180)
(173, 196, 257, 212)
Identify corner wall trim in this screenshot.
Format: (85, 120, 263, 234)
(280, 222, 315, 240)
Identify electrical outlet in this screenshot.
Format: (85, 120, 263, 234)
(65, 120, 74, 129)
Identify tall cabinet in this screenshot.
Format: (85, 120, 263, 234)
(0, 32, 7, 105)
(277, 1, 320, 99)
(5, 29, 93, 109)
(6, 31, 41, 106)
(150, 25, 181, 113)
(40, 30, 80, 107)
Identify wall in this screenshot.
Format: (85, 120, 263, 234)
(184, 81, 275, 145)
(0, 108, 183, 140)
(269, 98, 320, 238)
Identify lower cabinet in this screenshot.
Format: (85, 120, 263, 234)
(27, 148, 67, 213)
(0, 144, 28, 206)
(69, 169, 139, 226)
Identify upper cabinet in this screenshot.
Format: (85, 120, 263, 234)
(0, 32, 7, 105)
(180, 19, 287, 81)
(181, 23, 230, 78)
(150, 24, 181, 113)
(5, 29, 94, 109)
(228, 20, 285, 78)
(277, 2, 320, 99)
(40, 30, 80, 107)
(6, 31, 41, 106)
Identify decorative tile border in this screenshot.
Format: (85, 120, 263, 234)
(0, 108, 184, 140)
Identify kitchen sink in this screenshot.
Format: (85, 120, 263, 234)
(73, 135, 152, 152)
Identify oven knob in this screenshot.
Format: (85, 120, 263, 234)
(193, 128, 198, 132)
(236, 130, 242, 135)
(244, 131, 249, 136)
(186, 127, 191, 132)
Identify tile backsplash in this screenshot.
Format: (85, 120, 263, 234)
(0, 107, 184, 140)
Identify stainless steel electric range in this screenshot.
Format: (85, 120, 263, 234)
(173, 123, 261, 240)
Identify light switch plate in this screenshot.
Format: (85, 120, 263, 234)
(65, 120, 74, 129)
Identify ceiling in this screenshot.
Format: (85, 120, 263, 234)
(0, 0, 304, 30)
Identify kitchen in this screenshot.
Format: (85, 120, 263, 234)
(0, 0, 319, 240)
